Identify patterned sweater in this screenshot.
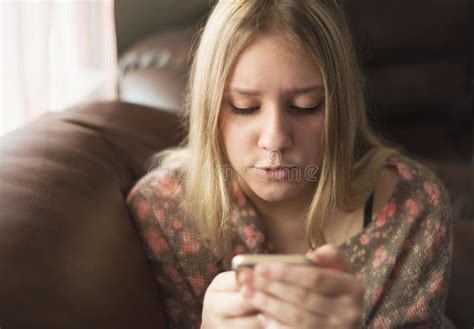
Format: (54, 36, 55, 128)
(126, 154, 454, 328)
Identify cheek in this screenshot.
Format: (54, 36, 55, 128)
(296, 119, 324, 162)
(220, 119, 253, 165)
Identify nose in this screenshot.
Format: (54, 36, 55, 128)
(257, 106, 293, 153)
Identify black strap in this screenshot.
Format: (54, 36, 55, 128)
(363, 192, 374, 228)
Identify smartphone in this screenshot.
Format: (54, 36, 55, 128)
(232, 254, 313, 273)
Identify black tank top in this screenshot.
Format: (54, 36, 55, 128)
(363, 192, 374, 228)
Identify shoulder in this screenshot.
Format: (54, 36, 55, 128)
(125, 159, 198, 263)
(127, 160, 186, 204)
(372, 164, 400, 217)
(126, 159, 187, 225)
(389, 154, 449, 195)
(384, 154, 451, 219)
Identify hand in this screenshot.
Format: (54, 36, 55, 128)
(238, 244, 364, 328)
(201, 271, 262, 328)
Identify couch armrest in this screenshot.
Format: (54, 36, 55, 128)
(0, 101, 182, 328)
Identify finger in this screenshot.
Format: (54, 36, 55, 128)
(225, 314, 263, 328)
(252, 271, 336, 315)
(254, 263, 358, 297)
(208, 291, 259, 317)
(257, 313, 291, 329)
(236, 267, 254, 287)
(247, 289, 327, 327)
(251, 274, 364, 327)
(209, 271, 239, 292)
(306, 244, 351, 273)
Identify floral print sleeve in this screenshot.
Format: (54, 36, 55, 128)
(340, 155, 454, 328)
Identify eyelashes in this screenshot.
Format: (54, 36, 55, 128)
(229, 103, 324, 116)
(229, 105, 259, 115)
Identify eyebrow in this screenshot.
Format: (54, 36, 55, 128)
(224, 85, 324, 96)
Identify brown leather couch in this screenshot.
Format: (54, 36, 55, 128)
(0, 1, 471, 328)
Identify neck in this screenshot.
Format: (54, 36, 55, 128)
(252, 191, 313, 253)
(236, 180, 317, 253)
(239, 181, 315, 225)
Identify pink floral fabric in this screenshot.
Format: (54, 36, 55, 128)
(126, 154, 454, 328)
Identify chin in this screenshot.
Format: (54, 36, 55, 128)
(249, 181, 301, 203)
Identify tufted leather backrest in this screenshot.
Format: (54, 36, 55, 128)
(344, 0, 471, 163)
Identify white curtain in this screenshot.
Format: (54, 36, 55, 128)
(0, 0, 117, 137)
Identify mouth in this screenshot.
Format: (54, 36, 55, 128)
(254, 165, 297, 170)
(253, 165, 298, 180)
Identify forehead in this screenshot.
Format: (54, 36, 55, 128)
(226, 32, 323, 90)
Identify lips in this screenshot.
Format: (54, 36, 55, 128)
(253, 165, 298, 180)
(257, 168, 290, 180)
(254, 165, 297, 170)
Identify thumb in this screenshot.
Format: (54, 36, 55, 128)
(209, 271, 239, 292)
(306, 244, 350, 273)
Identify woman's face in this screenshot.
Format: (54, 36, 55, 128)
(219, 33, 325, 204)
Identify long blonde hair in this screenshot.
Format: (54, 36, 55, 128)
(151, 0, 401, 258)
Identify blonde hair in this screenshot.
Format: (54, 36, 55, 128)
(151, 0, 402, 258)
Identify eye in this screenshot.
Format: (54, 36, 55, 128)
(229, 103, 324, 115)
(290, 103, 324, 115)
(229, 105, 259, 115)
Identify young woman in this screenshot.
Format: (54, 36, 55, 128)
(126, 0, 454, 328)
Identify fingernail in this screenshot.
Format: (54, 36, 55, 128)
(239, 269, 254, 284)
(240, 284, 255, 299)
